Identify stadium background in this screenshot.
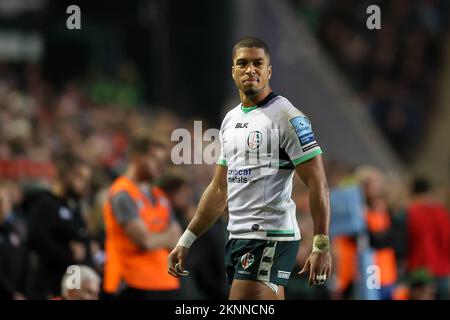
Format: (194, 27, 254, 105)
(0, 0, 449, 300)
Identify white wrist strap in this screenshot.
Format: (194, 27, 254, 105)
(177, 229, 198, 249)
(312, 234, 330, 253)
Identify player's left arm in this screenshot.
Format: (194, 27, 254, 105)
(294, 154, 332, 286)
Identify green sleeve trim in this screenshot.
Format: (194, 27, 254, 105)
(292, 148, 322, 166)
(217, 159, 227, 166)
(241, 105, 258, 113)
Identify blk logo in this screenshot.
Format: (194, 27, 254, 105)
(235, 123, 249, 129)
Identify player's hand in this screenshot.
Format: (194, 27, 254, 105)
(168, 245, 189, 277)
(298, 251, 332, 286)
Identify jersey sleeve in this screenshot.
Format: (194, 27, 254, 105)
(217, 118, 228, 167)
(279, 107, 323, 166)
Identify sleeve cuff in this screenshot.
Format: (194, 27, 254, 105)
(217, 159, 227, 166)
(292, 148, 322, 166)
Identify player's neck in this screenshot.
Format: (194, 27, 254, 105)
(240, 87, 272, 107)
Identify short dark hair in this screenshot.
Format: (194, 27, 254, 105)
(411, 177, 431, 195)
(53, 152, 87, 178)
(232, 36, 271, 62)
(128, 135, 165, 156)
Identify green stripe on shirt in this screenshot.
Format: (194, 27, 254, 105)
(266, 229, 296, 237)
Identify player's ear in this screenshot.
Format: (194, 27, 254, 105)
(231, 65, 235, 80)
(268, 65, 272, 80)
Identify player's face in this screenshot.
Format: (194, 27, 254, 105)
(232, 47, 272, 97)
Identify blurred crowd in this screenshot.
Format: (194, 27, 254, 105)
(294, 0, 450, 161)
(288, 162, 450, 300)
(0, 61, 222, 300)
(1, 59, 449, 300)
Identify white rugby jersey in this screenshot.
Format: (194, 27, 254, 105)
(218, 92, 322, 241)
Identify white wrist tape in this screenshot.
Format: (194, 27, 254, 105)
(177, 229, 198, 249)
(312, 234, 330, 253)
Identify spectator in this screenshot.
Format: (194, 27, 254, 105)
(356, 166, 398, 300)
(102, 136, 182, 300)
(0, 182, 28, 300)
(57, 265, 101, 300)
(406, 177, 450, 299)
(26, 153, 94, 299)
(303, 0, 449, 161)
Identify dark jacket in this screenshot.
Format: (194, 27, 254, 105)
(26, 190, 92, 298)
(0, 218, 28, 299)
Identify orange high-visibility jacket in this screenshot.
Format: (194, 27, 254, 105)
(366, 209, 397, 286)
(103, 176, 179, 293)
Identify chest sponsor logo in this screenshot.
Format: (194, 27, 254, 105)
(247, 131, 262, 150)
(227, 168, 252, 184)
(240, 252, 255, 270)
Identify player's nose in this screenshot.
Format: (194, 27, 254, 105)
(245, 63, 256, 74)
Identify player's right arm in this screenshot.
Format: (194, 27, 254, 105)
(185, 164, 228, 237)
(168, 164, 227, 277)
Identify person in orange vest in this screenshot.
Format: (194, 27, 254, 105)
(356, 166, 398, 300)
(331, 235, 358, 299)
(103, 136, 182, 299)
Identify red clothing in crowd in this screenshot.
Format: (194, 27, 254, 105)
(407, 201, 450, 277)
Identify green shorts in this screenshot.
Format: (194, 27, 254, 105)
(224, 239, 300, 287)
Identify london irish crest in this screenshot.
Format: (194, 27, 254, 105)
(247, 131, 262, 150)
(240, 252, 255, 269)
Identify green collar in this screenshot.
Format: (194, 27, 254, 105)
(240, 92, 279, 113)
(241, 105, 259, 113)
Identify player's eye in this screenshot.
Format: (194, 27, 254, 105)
(236, 60, 246, 67)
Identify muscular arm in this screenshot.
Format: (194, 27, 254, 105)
(295, 155, 330, 234)
(295, 154, 332, 284)
(186, 165, 228, 237)
(295, 154, 330, 235)
(168, 165, 227, 277)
